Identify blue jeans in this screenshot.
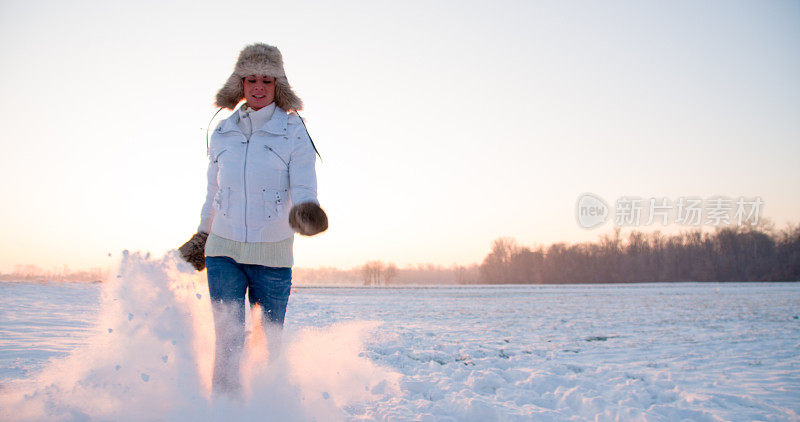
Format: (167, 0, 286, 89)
(205, 256, 292, 395)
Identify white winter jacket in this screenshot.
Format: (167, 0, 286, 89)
(197, 106, 318, 242)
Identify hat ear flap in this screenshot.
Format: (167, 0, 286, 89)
(215, 74, 244, 109)
(275, 77, 303, 112)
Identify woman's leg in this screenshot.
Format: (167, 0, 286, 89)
(244, 265, 292, 358)
(205, 256, 249, 396)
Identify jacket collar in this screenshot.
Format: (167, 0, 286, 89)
(217, 105, 289, 135)
(260, 106, 289, 135)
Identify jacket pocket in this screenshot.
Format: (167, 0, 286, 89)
(263, 143, 289, 169)
(212, 148, 227, 164)
(262, 188, 286, 221)
(213, 187, 231, 217)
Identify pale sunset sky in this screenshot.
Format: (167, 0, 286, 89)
(0, 0, 798, 273)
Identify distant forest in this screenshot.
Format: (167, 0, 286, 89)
(295, 220, 800, 285)
(0, 265, 105, 283)
(478, 222, 800, 284)
(3, 221, 797, 285)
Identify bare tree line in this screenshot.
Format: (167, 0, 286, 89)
(292, 262, 481, 286)
(360, 261, 398, 286)
(4, 221, 797, 285)
(295, 220, 800, 285)
(0, 264, 106, 283)
(479, 221, 800, 284)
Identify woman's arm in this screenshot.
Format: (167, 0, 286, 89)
(179, 151, 219, 271)
(288, 125, 318, 206)
(198, 153, 220, 233)
(288, 123, 327, 236)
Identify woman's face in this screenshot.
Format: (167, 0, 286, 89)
(242, 75, 276, 110)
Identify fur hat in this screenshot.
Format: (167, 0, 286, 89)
(215, 43, 303, 111)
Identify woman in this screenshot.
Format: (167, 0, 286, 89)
(178, 43, 327, 396)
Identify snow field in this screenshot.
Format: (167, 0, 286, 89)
(290, 284, 800, 420)
(0, 252, 798, 421)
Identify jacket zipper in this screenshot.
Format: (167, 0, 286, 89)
(242, 136, 250, 242)
(265, 145, 289, 168)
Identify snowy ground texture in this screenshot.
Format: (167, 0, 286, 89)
(1, 252, 799, 421)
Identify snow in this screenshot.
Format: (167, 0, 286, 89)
(0, 251, 798, 421)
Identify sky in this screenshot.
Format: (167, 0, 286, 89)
(0, 0, 798, 273)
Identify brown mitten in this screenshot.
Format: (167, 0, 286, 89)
(289, 202, 328, 236)
(178, 231, 208, 271)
